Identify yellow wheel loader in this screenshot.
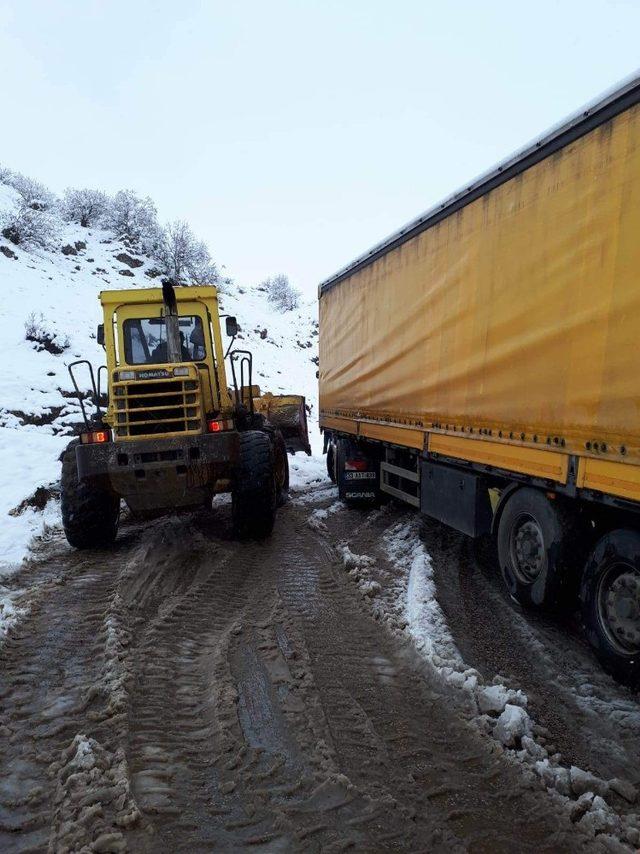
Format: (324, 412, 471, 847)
(60, 282, 311, 548)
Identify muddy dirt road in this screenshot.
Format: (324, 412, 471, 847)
(0, 479, 620, 852)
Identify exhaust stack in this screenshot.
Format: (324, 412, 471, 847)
(162, 280, 182, 363)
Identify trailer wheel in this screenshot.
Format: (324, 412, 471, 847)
(274, 430, 290, 507)
(580, 529, 640, 687)
(60, 441, 119, 549)
(497, 488, 577, 609)
(233, 431, 276, 539)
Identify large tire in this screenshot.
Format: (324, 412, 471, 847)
(232, 431, 277, 539)
(580, 529, 640, 687)
(60, 441, 119, 549)
(497, 488, 579, 609)
(326, 442, 336, 483)
(274, 430, 290, 507)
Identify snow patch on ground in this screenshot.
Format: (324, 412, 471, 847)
(307, 500, 342, 532)
(289, 454, 328, 501)
(0, 427, 67, 570)
(0, 586, 27, 642)
(336, 544, 383, 599)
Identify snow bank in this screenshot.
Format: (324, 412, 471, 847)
(376, 518, 640, 849)
(0, 427, 67, 570)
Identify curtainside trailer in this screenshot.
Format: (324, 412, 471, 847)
(318, 74, 640, 685)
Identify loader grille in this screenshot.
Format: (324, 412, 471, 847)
(112, 377, 202, 439)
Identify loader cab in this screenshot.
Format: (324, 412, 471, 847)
(99, 286, 234, 441)
(122, 315, 206, 365)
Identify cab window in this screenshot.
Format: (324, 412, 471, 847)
(123, 316, 206, 365)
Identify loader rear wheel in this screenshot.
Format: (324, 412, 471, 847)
(232, 431, 277, 539)
(274, 431, 290, 507)
(60, 441, 119, 549)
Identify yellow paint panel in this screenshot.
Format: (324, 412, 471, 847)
(321, 415, 357, 434)
(577, 457, 640, 502)
(428, 434, 569, 483)
(358, 421, 424, 449)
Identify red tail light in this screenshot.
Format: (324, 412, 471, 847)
(207, 418, 234, 433)
(81, 428, 112, 445)
(345, 458, 369, 471)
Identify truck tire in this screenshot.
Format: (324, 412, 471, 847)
(274, 430, 290, 507)
(497, 488, 578, 609)
(580, 529, 640, 687)
(232, 431, 277, 539)
(60, 441, 119, 549)
(326, 441, 336, 483)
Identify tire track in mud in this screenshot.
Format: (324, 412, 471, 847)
(276, 513, 594, 853)
(0, 492, 600, 852)
(0, 548, 134, 853)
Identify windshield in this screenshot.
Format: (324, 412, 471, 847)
(123, 316, 206, 365)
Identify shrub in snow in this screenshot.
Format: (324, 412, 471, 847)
(154, 220, 220, 285)
(1, 199, 59, 249)
(104, 189, 160, 249)
(61, 187, 109, 227)
(24, 312, 69, 354)
(262, 274, 300, 311)
(0, 169, 56, 210)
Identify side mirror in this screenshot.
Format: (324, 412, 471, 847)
(97, 324, 105, 346)
(225, 316, 238, 337)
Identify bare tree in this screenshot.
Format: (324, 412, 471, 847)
(105, 190, 159, 248)
(1, 199, 59, 249)
(0, 169, 56, 210)
(154, 220, 220, 285)
(262, 274, 300, 311)
(61, 188, 109, 227)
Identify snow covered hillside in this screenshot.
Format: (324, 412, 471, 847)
(0, 181, 319, 572)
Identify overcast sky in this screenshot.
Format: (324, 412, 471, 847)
(1, 0, 639, 295)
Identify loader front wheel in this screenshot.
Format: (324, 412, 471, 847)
(60, 441, 119, 549)
(232, 431, 277, 539)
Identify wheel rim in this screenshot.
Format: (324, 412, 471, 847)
(509, 514, 545, 584)
(596, 562, 640, 655)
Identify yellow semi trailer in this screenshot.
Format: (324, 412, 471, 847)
(319, 74, 640, 684)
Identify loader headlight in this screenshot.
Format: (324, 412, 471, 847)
(173, 367, 190, 377)
(118, 370, 136, 381)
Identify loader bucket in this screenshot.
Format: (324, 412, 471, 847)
(254, 394, 312, 455)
